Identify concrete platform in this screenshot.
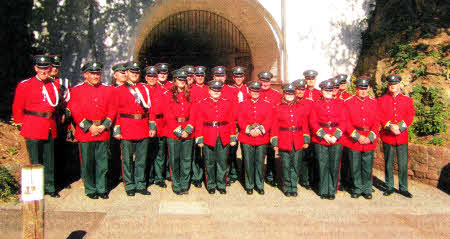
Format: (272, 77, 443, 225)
(1, 169, 449, 239)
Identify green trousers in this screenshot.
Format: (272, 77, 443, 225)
(298, 147, 311, 187)
(204, 137, 229, 190)
(241, 143, 267, 190)
(349, 149, 374, 194)
(265, 146, 277, 182)
(152, 137, 167, 183)
(383, 143, 409, 191)
(146, 137, 158, 184)
(280, 147, 303, 193)
(315, 144, 342, 196)
(338, 146, 352, 189)
(121, 139, 149, 191)
(167, 138, 193, 192)
(109, 137, 122, 188)
(227, 143, 239, 181)
(26, 132, 55, 193)
(79, 141, 109, 194)
(191, 144, 204, 182)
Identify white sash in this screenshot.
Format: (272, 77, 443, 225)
(42, 82, 59, 107)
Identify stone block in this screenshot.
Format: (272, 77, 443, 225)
(413, 163, 428, 172)
(426, 173, 440, 181)
(409, 144, 428, 164)
(408, 169, 414, 176)
(414, 170, 426, 178)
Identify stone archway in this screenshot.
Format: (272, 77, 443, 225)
(131, 0, 282, 82)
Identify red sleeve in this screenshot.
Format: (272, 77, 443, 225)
(105, 87, 116, 125)
(261, 103, 273, 135)
(270, 108, 279, 146)
(309, 103, 321, 136)
(12, 82, 26, 124)
(192, 102, 204, 143)
(237, 102, 248, 133)
(405, 97, 415, 126)
(229, 101, 238, 137)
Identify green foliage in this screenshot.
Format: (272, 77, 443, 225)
(409, 85, 448, 140)
(412, 66, 427, 80)
(415, 43, 429, 52)
(374, 81, 387, 97)
(389, 44, 417, 70)
(7, 147, 17, 156)
(428, 136, 446, 146)
(0, 165, 19, 202)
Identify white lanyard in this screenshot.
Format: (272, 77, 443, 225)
(133, 86, 151, 109)
(42, 82, 59, 107)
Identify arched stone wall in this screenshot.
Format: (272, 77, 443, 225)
(131, 0, 283, 82)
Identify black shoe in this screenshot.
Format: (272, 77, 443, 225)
(64, 184, 72, 189)
(87, 193, 98, 199)
(218, 188, 227, 194)
(320, 194, 327, 199)
(207, 188, 216, 194)
(328, 195, 335, 200)
(338, 185, 344, 191)
(363, 193, 372, 200)
(156, 181, 167, 188)
(45, 192, 60, 198)
(193, 181, 202, 188)
(383, 190, 394, 196)
(98, 193, 109, 199)
(246, 189, 253, 195)
(126, 190, 135, 196)
(351, 193, 361, 199)
(372, 188, 375, 192)
(292, 192, 298, 197)
(285, 192, 291, 197)
(182, 189, 189, 195)
(226, 181, 231, 186)
(304, 185, 311, 190)
(230, 178, 237, 184)
(174, 190, 183, 195)
(255, 188, 265, 195)
(399, 191, 413, 198)
(136, 189, 151, 195)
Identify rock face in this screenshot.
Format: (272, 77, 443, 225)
(354, 0, 450, 96)
(374, 141, 450, 193)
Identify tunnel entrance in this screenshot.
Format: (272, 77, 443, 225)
(138, 10, 253, 81)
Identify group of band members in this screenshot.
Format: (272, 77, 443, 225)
(12, 54, 415, 200)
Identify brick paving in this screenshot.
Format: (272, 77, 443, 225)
(1, 169, 449, 239)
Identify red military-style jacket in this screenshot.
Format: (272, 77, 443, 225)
(305, 88, 321, 101)
(13, 76, 61, 140)
(67, 82, 116, 142)
(165, 92, 194, 140)
(378, 93, 415, 145)
(259, 88, 281, 106)
(237, 97, 273, 145)
(156, 80, 172, 93)
(190, 84, 209, 103)
(337, 90, 353, 101)
(143, 83, 169, 137)
(192, 97, 237, 147)
(271, 100, 311, 151)
(232, 84, 250, 103)
(221, 84, 238, 102)
(343, 96, 380, 151)
(310, 97, 347, 146)
(113, 82, 154, 140)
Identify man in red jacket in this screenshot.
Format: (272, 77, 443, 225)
(192, 80, 237, 194)
(238, 81, 273, 195)
(293, 79, 314, 190)
(344, 77, 379, 199)
(335, 74, 353, 101)
(13, 55, 62, 198)
(304, 70, 321, 101)
(378, 75, 415, 198)
(113, 61, 154, 197)
(257, 71, 281, 187)
(67, 61, 115, 199)
(190, 66, 208, 187)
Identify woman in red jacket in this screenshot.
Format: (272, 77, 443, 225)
(165, 69, 195, 195)
(270, 83, 310, 197)
(310, 80, 347, 200)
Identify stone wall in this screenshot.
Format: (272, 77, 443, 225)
(373, 141, 450, 193)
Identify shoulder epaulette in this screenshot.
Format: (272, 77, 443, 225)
(20, 78, 31, 84)
(72, 82, 85, 88)
(102, 83, 110, 87)
(264, 99, 271, 104)
(369, 96, 375, 100)
(344, 96, 354, 102)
